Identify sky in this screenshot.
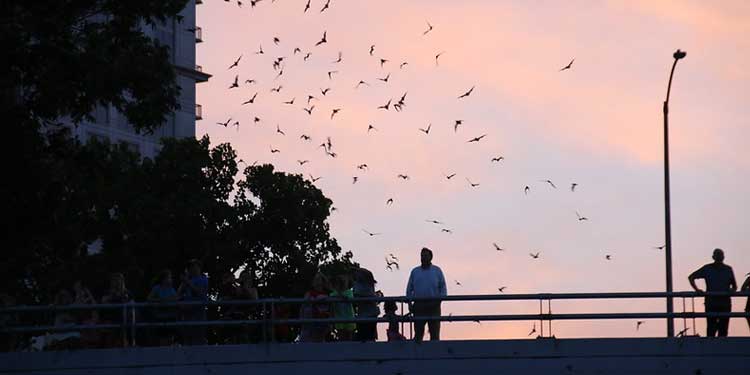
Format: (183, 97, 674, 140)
(195, 0, 750, 340)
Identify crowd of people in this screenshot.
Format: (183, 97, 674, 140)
(0, 248, 446, 351)
(0, 259, 217, 351)
(1, 247, 748, 352)
(296, 247, 446, 343)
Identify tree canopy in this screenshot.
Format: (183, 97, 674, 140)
(3, 0, 188, 133)
(3, 134, 356, 304)
(2, 0, 356, 308)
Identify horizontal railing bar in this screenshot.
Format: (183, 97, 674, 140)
(266, 312, 750, 325)
(3, 312, 749, 334)
(2, 291, 749, 313)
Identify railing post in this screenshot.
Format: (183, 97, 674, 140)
(121, 303, 127, 348)
(399, 300, 404, 341)
(539, 298, 544, 338)
(130, 302, 136, 347)
(547, 299, 553, 337)
(260, 301, 266, 343)
(691, 296, 697, 336)
(408, 300, 413, 340)
(681, 297, 687, 336)
(269, 301, 275, 343)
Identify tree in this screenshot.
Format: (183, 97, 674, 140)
(1, 2, 357, 332)
(2, 134, 356, 306)
(2, 0, 189, 133)
(234, 164, 356, 299)
(88, 135, 241, 297)
(2, 127, 145, 303)
(1, 0, 195, 301)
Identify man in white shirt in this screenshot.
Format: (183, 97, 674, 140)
(406, 247, 447, 342)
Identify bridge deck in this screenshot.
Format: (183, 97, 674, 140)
(2, 337, 749, 374)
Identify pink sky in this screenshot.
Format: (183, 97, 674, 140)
(196, 0, 750, 339)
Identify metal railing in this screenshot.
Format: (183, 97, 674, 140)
(2, 291, 748, 347)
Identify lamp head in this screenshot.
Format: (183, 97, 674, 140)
(673, 49, 686, 60)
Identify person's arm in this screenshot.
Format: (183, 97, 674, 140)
(729, 268, 737, 292)
(405, 270, 414, 298)
(688, 267, 704, 293)
(437, 268, 447, 297)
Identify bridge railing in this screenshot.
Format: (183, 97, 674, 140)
(1, 291, 749, 346)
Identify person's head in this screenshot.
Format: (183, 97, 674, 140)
(109, 273, 125, 293)
(354, 268, 376, 286)
(712, 248, 725, 263)
(187, 259, 202, 276)
(384, 300, 398, 315)
(158, 269, 173, 287)
(420, 247, 433, 268)
(312, 272, 329, 292)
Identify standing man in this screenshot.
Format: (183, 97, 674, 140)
(688, 248, 737, 337)
(406, 247, 447, 342)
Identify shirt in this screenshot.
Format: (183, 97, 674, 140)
(690, 263, 736, 305)
(353, 280, 380, 317)
(406, 265, 447, 298)
(182, 275, 209, 301)
(690, 263, 736, 293)
(150, 285, 177, 301)
(330, 289, 355, 320)
(150, 285, 177, 319)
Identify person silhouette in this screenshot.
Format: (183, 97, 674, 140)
(405, 247, 447, 342)
(741, 274, 750, 331)
(688, 248, 737, 337)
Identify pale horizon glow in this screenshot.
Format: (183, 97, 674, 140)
(197, 0, 750, 339)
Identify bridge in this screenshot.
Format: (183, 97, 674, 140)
(1, 292, 749, 374)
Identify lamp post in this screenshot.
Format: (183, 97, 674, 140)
(663, 49, 686, 338)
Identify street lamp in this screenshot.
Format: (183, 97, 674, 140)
(663, 49, 686, 338)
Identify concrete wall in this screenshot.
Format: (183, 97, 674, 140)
(2, 338, 749, 375)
